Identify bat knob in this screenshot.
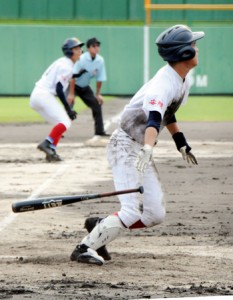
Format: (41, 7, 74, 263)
(138, 186, 144, 194)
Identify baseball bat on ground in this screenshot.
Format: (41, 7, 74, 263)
(12, 186, 144, 213)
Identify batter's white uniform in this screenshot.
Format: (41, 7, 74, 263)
(107, 64, 190, 228)
(30, 56, 74, 129)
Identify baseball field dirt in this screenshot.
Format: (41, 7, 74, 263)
(0, 98, 233, 299)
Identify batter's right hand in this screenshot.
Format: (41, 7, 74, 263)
(135, 144, 153, 173)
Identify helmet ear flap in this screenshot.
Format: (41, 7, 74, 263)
(62, 37, 84, 58)
(65, 49, 73, 58)
(62, 47, 73, 58)
(177, 45, 196, 61)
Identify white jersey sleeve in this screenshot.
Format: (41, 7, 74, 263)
(120, 64, 190, 145)
(36, 57, 74, 95)
(143, 76, 173, 118)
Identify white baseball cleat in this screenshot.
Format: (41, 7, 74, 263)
(70, 244, 105, 266)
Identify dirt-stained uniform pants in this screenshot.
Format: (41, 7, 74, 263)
(107, 128, 166, 228)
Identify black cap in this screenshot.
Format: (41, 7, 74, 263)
(86, 37, 101, 48)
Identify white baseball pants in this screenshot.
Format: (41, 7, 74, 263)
(107, 128, 166, 228)
(30, 86, 71, 129)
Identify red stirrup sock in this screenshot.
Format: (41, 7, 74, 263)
(129, 219, 146, 229)
(48, 123, 67, 146)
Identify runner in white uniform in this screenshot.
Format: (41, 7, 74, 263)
(70, 25, 205, 265)
(30, 37, 84, 162)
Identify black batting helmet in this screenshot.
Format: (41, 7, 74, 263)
(62, 37, 84, 58)
(156, 25, 205, 62)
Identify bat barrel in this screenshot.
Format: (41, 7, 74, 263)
(12, 198, 63, 213)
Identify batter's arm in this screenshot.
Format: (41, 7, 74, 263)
(144, 127, 158, 147)
(144, 110, 161, 146)
(166, 121, 180, 135)
(166, 121, 198, 165)
(135, 111, 161, 173)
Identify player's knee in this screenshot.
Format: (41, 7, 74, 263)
(63, 119, 71, 129)
(92, 102, 102, 112)
(142, 207, 166, 227)
(118, 207, 142, 228)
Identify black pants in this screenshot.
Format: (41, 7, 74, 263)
(75, 85, 105, 135)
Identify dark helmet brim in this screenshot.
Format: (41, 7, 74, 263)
(72, 41, 84, 48)
(192, 31, 205, 42)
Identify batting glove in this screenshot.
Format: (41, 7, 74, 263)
(179, 146, 198, 165)
(172, 132, 198, 165)
(135, 144, 153, 173)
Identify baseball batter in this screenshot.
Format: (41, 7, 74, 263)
(70, 25, 205, 265)
(30, 37, 84, 162)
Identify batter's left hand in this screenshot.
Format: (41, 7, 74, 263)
(135, 144, 153, 173)
(180, 147, 198, 165)
(172, 132, 198, 165)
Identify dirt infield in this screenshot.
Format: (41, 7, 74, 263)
(0, 98, 233, 299)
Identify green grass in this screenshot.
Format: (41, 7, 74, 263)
(0, 96, 232, 123)
(0, 19, 232, 27)
(0, 19, 144, 26)
(176, 96, 233, 121)
(0, 96, 114, 123)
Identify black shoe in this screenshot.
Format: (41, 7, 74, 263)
(70, 244, 104, 266)
(46, 150, 63, 162)
(84, 217, 111, 260)
(37, 140, 62, 162)
(37, 140, 54, 156)
(95, 132, 111, 137)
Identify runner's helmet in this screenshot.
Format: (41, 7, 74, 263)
(62, 37, 84, 57)
(156, 25, 205, 62)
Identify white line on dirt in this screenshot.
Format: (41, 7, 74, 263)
(0, 114, 120, 233)
(136, 296, 233, 300)
(1, 141, 232, 158)
(84, 113, 121, 144)
(0, 163, 69, 232)
(0, 140, 233, 149)
(104, 113, 121, 130)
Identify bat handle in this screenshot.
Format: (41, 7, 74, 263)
(100, 186, 144, 198)
(138, 186, 144, 194)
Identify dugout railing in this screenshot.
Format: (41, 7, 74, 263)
(144, 1, 233, 25)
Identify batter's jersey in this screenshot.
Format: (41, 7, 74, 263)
(120, 64, 191, 145)
(35, 57, 74, 95)
(73, 52, 107, 88)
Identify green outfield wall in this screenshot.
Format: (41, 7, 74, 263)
(0, 0, 232, 22)
(0, 25, 232, 95)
